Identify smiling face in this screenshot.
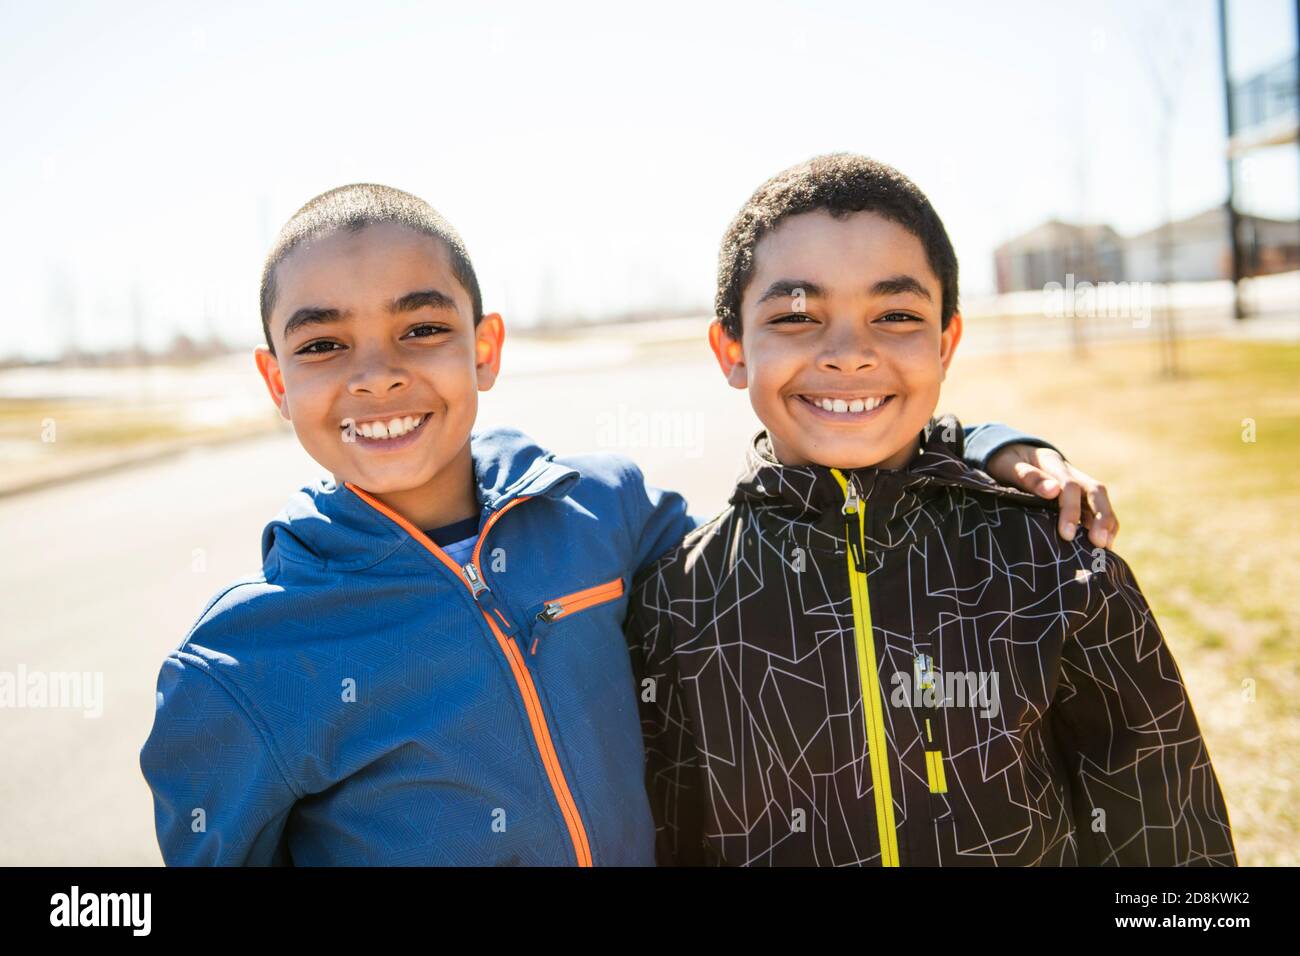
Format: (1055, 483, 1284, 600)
(254, 222, 503, 523)
(712, 209, 962, 470)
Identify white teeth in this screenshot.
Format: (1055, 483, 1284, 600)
(807, 396, 889, 414)
(355, 413, 427, 440)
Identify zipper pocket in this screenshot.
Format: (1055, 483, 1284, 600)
(530, 576, 625, 655)
(538, 576, 625, 622)
(914, 653, 949, 797)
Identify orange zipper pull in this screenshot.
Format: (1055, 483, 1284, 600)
(462, 561, 516, 636)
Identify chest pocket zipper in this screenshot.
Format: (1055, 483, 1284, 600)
(914, 652, 950, 799)
(530, 576, 625, 655)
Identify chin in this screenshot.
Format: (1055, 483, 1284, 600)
(798, 435, 900, 470)
(337, 458, 419, 492)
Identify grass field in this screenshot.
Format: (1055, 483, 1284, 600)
(943, 335, 1299, 865)
(0, 396, 280, 495)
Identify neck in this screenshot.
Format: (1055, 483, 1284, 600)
(873, 435, 921, 471)
(768, 433, 921, 472)
(354, 440, 480, 531)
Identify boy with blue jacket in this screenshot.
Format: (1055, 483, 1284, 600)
(139, 182, 1112, 865)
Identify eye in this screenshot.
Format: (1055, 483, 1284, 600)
(403, 323, 449, 339)
(771, 312, 814, 325)
(878, 311, 922, 323)
(295, 339, 343, 355)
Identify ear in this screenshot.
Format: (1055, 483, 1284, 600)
(708, 320, 748, 390)
(938, 310, 963, 378)
(475, 312, 506, 391)
(254, 347, 291, 420)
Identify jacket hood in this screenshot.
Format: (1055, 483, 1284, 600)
(729, 414, 1048, 549)
(260, 425, 581, 571)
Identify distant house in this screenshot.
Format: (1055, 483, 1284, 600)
(994, 207, 1299, 291)
(994, 220, 1126, 293)
(1124, 207, 1299, 282)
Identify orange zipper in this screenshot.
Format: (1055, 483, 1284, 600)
(344, 482, 594, 867)
(538, 576, 624, 622)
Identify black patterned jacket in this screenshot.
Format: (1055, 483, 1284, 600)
(625, 416, 1236, 866)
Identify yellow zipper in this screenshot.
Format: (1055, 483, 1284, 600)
(830, 468, 900, 867)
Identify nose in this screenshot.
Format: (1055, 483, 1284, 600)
(818, 320, 878, 373)
(347, 342, 410, 397)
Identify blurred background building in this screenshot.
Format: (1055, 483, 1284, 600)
(994, 206, 1298, 289)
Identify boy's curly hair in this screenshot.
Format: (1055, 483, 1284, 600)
(259, 183, 482, 352)
(715, 153, 958, 338)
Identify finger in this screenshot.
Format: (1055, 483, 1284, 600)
(1082, 484, 1119, 549)
(1027, 446, 1066, 475)
(1011, 461, 1061, 499)
(1056, 480, 1082, 540)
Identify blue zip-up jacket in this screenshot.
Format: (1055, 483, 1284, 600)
(139, 422, 1045, 866)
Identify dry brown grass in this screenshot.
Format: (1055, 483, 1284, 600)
(942, 335, 1300, 865)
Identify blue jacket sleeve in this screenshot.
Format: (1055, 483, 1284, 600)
(962, 422, 1061, 472)
(139, 652, 299, 866)
(617, 459, 707, 577)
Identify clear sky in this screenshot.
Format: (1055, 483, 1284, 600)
(1, 0, 1295, 360)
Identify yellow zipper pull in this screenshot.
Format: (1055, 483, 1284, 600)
(840, 475, 867, 573)
(841, 473, 860, 514)
(914, 652, 936, 691)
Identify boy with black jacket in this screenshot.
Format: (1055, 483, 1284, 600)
(625, 154, 1236, 866)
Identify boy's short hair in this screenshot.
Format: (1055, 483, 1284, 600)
(715, 153, 958, 339)
(259, 183, 483, 352)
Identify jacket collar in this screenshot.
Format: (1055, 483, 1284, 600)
(729, 414, 1044, 548)
(467, 425, 582, 511)
(261, 426, 580, 570)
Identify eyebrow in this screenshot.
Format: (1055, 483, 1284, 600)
(281, 288, 461, 340)
(870, 274, 933, 301)
(754, 274, 933, 306)
(756, 279, 825, 304)
(282, 306, 345, 340)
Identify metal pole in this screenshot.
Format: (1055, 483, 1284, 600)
(1218, 0, 1247, 319)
